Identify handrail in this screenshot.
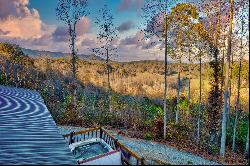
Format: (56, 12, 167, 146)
(117, 141, 141, 161)
(100, 128, 117, 142)
(63, 127, 100, 138)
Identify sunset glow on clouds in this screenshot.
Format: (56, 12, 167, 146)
(0, 0, 248, 61)
(0, 0, 50, 39)
(0, 0, 178, 61)
(0, 0, 167, 61)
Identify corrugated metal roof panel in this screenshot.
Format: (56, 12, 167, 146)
(0, 85, 76, 165)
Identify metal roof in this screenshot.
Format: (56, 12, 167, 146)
(0, 85, 76, 165)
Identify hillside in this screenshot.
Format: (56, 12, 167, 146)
(32, 53, 249, 112)
(0, 42, 249, 165)
(22, 47, 104, 61)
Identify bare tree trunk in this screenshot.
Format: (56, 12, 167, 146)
(107, 48, 110, 90)
(228, 54, 233, 121)
(220, 34, 225, 95)
(176, 59, 181, 124)
(197, 51, 202, 140)
(232, 73, 240, 152)
(232, 17, 244, 152)
(106, 48, 112, 113)
(188, 40, 191, 103)
(163, 12, 168, 139)
(245, 126, 249, 158)
(220, 0, 234, 157)
(175, 27, 183, 124)
(71, 22, 77, 80)
(69, 22, 77, 106)
(187, 39, 191, 123)
(232, 106, 238, 152)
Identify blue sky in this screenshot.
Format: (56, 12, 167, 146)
(28, 0, 143, 37)
(29, 0, 128, 25)
(0, 0, 248, 61)
(0, 0, 161, 61)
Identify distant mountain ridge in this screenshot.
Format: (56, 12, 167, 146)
(22, 48, 104, 61)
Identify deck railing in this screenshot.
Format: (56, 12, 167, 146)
(63, 127, 144, 165)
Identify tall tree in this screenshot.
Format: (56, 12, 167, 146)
(220, 0, 234, 157)
(168, 30, 183, 124)
(142, 0, 172, 139)
(93, 4, 118, 112)
(56, 0, 89, 79)
(187, 33, 192, 105)
(220, 30, 226, 97)
(197, 0, 223, 147)
(168, 3, 199, 123)
(192, 31, 209, 140)
(232, 0, 249, 152)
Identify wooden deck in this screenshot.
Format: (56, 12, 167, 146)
(0, 85, 76, 165)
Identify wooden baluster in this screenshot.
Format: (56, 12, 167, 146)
(108, 136, 111, 145)
(110, 138, 113, 148)
(105, 134, 107, 142)
(114, 139, 118, 150)
(107, 136, 109, 144)
(103, 133, 106, 141)
(112, 140, 115, 149)
(107, 135, 109, 143)
(113, 140, 115, 149)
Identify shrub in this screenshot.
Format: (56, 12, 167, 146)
(144, 119, 153, 129)
(144, 132, 153, 140)
(0, 73, 7, 85)
(207, 143, 219, 155)
(227, 112, 249, 151)
(166, 120, 193, 142)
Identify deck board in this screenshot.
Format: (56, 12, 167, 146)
(0, 85, 76, 165)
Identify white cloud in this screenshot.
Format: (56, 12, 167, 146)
(0, 0, 54, 40)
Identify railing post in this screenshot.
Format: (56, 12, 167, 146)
(69, 131, 75, 145)
(100, 127, 103, 139)
(114, 138, 119, 150)
(141, 157, 145, 165)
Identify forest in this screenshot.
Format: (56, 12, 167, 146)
(0, 0, 249, 165)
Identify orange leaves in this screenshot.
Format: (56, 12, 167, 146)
(171, 3, 198, 19)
